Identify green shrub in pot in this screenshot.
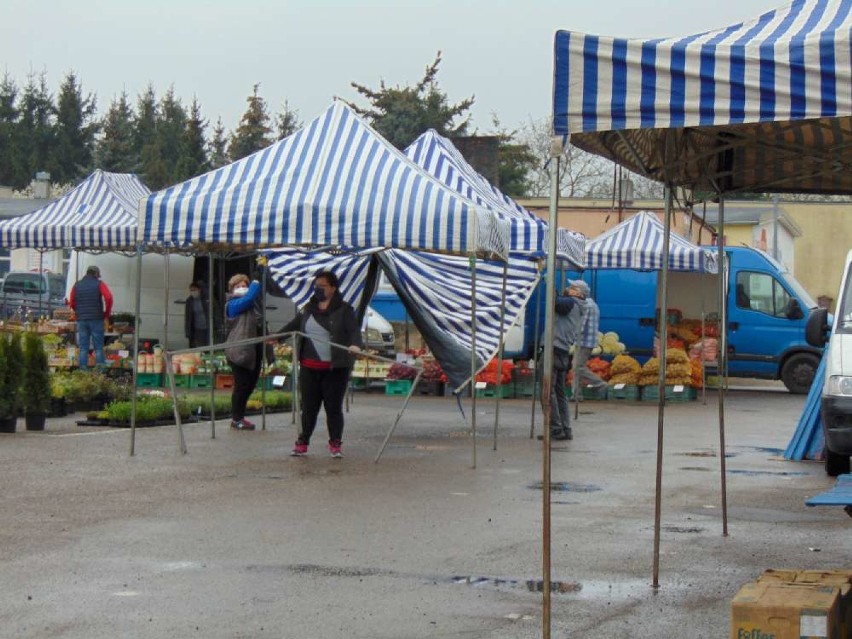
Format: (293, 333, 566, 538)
(22, 332, 51, 430)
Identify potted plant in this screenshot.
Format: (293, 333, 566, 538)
(23, 332, 51, 431)
(0, 332, 24, 433)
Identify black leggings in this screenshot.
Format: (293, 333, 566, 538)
(230, 344, 262, 421)
(298, 366, 350, 444)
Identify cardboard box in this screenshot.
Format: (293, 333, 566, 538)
(757, 570, 852, 637)
(731, 581, 842, 639)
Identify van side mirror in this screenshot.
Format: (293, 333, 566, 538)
(805, 307, 829, 347)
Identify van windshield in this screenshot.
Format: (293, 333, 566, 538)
(48, 275, 66, 298)
(780, 272, 816, 309)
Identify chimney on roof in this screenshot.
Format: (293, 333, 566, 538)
(33, 171, 51, 199)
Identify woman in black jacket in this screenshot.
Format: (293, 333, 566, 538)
(281, 271, 362, 458)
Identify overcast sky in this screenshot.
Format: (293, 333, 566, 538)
(1, 0, 780, 134)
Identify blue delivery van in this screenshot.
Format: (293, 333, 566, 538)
(509, 246, 821, 393)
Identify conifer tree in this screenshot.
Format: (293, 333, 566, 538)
(208, 117, 229, 169)
(176, 97, 209, 180)
(97, 91, 137, 173)
(51, 71, 98, 185)
(0, 74, 19, 186)
(228, 84, 273, 161)
(276, 100, 301, 141)
(12, 71, 55, 190)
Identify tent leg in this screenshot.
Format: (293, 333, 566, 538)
(260, 254, 267, 431)
(375, 371, 423, 463)
(540, 150, 562, 639)
(130, 245, 143, 456)
(717, 197, 729, 537)
(163, 247, 170, 351)
(208, 253, 216, 439)
(470, 255, 478, 470)
(164, 350, 187, 454)
(493, 261, 508, 451)
(652, 185, 674, 589)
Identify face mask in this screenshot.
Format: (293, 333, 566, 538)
(233, 286, 248, 297)
(313, 286, 327, 302)
(190, 291, 200, 299)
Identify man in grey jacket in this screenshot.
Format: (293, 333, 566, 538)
(542, 283, 585, 440)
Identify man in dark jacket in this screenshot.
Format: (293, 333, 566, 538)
(69, 265, 113, 369)
(184, 282, 210, 348)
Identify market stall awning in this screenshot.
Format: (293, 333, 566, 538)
(586, 211, 718, 272)
(405, 130, 586, 268)
(141, 102, 510, 259)
(265, 246, 540, 388)
(553, 0, 852, 195)
(0, 170, 148, 249)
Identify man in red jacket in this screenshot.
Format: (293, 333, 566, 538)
(69, 265, 113, 369)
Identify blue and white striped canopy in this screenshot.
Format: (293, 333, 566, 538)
(264, 246, 540, 386)
(553, 0, 852, 194)
(141, 102, 510, 259)
(405, 130, 586, 268)
(586, 211, 718, 272)
(0, 170, 148, 249)
(265, 248, 375, 312)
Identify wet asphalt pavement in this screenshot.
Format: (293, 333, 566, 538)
(0, 386, 849, 638)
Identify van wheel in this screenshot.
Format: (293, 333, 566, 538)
(825, 449, 851, 477)
(780, 353, 818, 394)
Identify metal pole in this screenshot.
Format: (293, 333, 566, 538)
(291, 333, 298, 426)
(541, 146, 562, 639)
(375, 370, 424, 462)
(652, 185, 674, 589)
(493, 260, 508, 450)
(130, 245, 143, 456)
(260, 256, 267, 431)
(530, 265, 543, 439)
(208, 253, 216, 439)
(164, 348, 187, 454)
(469, 254, 478, 470)
(771, 193, 779, 260)
(163, 246, 170, 351)
(717, 198, 729, 536)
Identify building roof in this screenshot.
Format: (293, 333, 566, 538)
(700, 203, 803, 237)
(0, 197, 57, 220)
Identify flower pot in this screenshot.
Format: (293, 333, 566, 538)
(25, 413, 47, 431)
(0, 416, 18, 433)
(50, 398, 67, 417)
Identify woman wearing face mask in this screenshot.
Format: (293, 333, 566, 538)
(224, 272, 264, 430)
(280, 271, 362, 458)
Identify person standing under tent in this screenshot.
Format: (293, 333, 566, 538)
(224, 271, 265, 431)
(571, 279, 607, 400)
(281, 271, 362, 458)
(184, 281, 210, 349)
(540, 283, 584, 440)
(69, 265, 113, 370)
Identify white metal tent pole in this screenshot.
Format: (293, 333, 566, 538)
(541, 146, 561, 639)
(163, 246, 170, 351)
(652, 185, 674, 589)
(129, 245, 143, 456)
(529, 264, 543, 438)
(717, 198, 729, 536)
(260, 257, 267, 431)
(469, 254, 478, 470)
(208, 253, 216, 439)
(493, 260, 508, 450)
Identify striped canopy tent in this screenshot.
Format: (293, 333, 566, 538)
(0, 170, 149, 249)
(140, 101, 509, 259)
(552, 0, 852, 195)
(405, 129, 586, 268)
(586, 211, 718, 272)
(265, 247, 539, 388)
(546, 0, 852, 599)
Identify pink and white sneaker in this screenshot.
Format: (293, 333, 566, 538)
(290, 441, 309, 457)
(328, 440, 344, 458)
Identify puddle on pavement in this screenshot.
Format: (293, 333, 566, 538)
(529, 481, 602, 493)
(451, 575, 581, 594)
(678, 451, 738, 458)
(742, 446, 785, 456)
(247, 564, 387, 578)
(662, 525, 705, 533)
(727, 469, 808, 477)
(679, 466, 713, 472)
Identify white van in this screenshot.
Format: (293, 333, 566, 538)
(806, 248, 852, 476)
